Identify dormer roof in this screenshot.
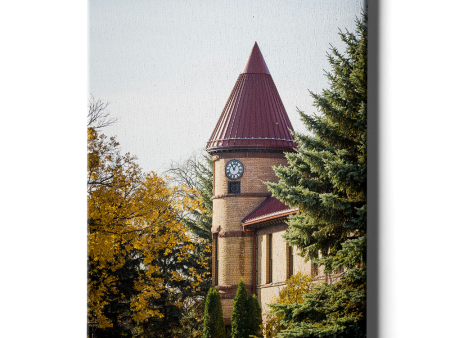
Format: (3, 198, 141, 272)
(241, 197, 298, 229)
(206, 42, 296, 153)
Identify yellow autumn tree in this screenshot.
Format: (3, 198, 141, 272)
(88, 127, 208, 330)
(262, 273, 315, 338)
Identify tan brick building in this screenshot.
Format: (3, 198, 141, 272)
(206, 43, 327, 328)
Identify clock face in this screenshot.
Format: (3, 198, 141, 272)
(225, 159, 244, 180)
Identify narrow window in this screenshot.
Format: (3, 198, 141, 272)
(288, 245, 294, 278)
(214, 234, 219, 285)
(267, 234, 272, 283)
(228, 181, 240, 194)
(312, 262, 319, 276)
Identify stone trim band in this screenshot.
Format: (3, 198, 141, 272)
(218, 230, 254, 238)
(217, 284, 244, 290)
(212, 192, 271, 200)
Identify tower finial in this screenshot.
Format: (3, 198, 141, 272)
(242, 42, 270, 74)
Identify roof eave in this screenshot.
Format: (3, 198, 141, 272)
(242, 209, 298, 231)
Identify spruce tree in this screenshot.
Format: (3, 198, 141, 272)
(202, 287, 226, 338)
(231, 279, 250, 338)
(266, 15, 367, 338)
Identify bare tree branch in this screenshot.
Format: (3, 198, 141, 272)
(165, 153, 202, 189)
(87, 95, 118, 130)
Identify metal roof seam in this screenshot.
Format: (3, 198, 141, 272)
(220, 77, 243, 145)
(270, 76, 294, 144)
(262, 75, 275, 141)
(223, 75, 243, 141)
(226, 74, 245, 144)
(235, 73, 248, 145)
(235, 76, 248, 139)
(233, 74, 250, 144)
(270, 76, 293, 141)
(251, 74, 258, 139)
(265, 75, 280, 143)
(208, 76, 240, 148)
(268, 77, 283, 143)
(263, 75, 273, 141)
(257, 74, 266, 139)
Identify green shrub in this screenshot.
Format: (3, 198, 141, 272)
(202, 287, 226, 338)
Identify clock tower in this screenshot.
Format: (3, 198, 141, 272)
(206, 42, 296, 326)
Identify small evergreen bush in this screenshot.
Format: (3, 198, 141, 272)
(202, 287, 226, 338)
(231, 279, 262, 338)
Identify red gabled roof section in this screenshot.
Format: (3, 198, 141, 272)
(242, 42, 270, 74)
(241, 197, 298, 226)
(206, 43, 296, 152)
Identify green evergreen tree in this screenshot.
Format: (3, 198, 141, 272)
(266, 14, 367, 338)
(231, 280, 250, 338)
(202, 287, 226, 338)
(247, 294, 262, 338)
(231, 281, 263, 338)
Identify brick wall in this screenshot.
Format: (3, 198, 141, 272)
(258, 285, 285, 315)
(293, 245, 312, 275)
(271, 231, 288, 283)
(211, 151, 288, 320)
(220, 298, 234, 320)
(214, 155, 287, 196)
(256, 228, 326, 314)
(213, 197, 267, 232)
(217, 236, 253, 285)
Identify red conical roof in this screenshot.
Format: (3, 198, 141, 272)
(206, 42, 295, 152)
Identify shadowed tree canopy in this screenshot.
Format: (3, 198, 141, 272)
(266, 14, 367, 338)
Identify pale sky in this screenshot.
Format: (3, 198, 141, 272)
(90, 0, 365, 173)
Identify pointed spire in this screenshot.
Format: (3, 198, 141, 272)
(206, 43, 295, 153)
(242, 42, 270, 74)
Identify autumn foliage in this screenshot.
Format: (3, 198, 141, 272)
(262, 273, 315, 338)
(87, 126, 209, 330)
